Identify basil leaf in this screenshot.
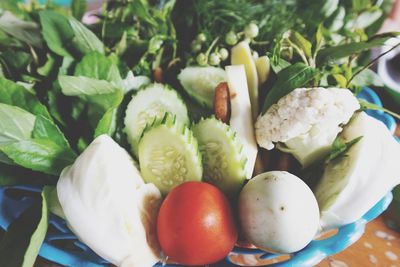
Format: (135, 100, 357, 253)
(71, 0, 87, 21)
(74, 51, 123, 86)
(261, 63, 319, 113)
(352, 0, 370, 11)
(0, 186, 49, 267)
(59, 75, 119, 96)
(39, 10, 74, 57)
(32, 115, 71, 149)
(0, 139, 76, 176)
(317, 32, 400, 65)
(0, 103, 35, 145)
(0, 11, 43, 48)
(68, 17, 104, 55)
(0, 77, 50, 118)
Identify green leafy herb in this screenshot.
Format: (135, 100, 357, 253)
(74, 52, 123, 86)
(329, 135, 363, 161)
(262, 63, 319, 113)
(0, 139, 76, 175)
(39, 10, 75, 57)
(0, 103, 35, 145)
(0, 186, 50, 267)
(71, 0, 87, 21)
(359, 99, 400, 120)
(317, 32, 400, 65)
(68, 17, 104, 55)
(32, 115, 71, 149)
(0, 11, 43, 48)
(0, 77, 50, 118)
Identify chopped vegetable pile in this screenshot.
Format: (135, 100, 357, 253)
(0, 0, 400, 266)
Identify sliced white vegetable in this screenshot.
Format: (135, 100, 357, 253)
(231, 41, 259, 118)
(255, 55, 270, 85)
(57, 135, 161, 267)
(239, 171, 320, 253)
(225, 65, 258, 179)
(315, 112, 400, 230)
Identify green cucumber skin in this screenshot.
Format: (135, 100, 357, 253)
(124, 83, 189, 157)
(192, 117, 247, 198)
(138, 113, 202, 195)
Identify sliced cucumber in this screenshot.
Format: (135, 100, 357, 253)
(193, 117, 247, 198)
(178, 66, 226, 109)
(124, 83, 189, 156)
(138, 113, 202, 194)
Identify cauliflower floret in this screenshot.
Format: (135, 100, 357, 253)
(255, 87, 359, 166)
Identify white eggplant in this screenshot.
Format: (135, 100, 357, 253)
(315, 112, 400, 230)
(57, 135, 161, 267)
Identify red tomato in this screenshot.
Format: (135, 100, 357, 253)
(157, 181, 238, 266)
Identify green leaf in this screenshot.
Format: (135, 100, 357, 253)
(325, 6, 345, 32)
(94, 108, 117, 137)
(0, 186, 49, 267)
(359, 99, 400, 120)
(352, 0, 371, 11)
(289, 31, 312, 59)
(0, 139, 76, 176)
(74, 51, 123, 86)
(0, 11, 43, 48)
(71, 0, 87, 21)
(333, 74, 347, 88)
(0, 103, 35, 145)
(68, 17, 104, 55)
(350, 68, 384, 87)
(0, 77, 50, 118)
(59, 75, 120, 96)
(39, 10, 74, 57)
(314, 24, 324, 58)
(317, 32, 400, 65)
(262, 63, 319, 113)
(37, 54, 56, 77)
(329, 136, 363, 161)
(32, 115, 71, 149)
(346, 9, 382, 29)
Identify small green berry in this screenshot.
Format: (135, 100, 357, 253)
(196, 33, 207, 43)
(225, 31, 238, 46)
(196, 53, 208, 66)
(244, 23, 259, 39)
(218, 48, 229, 61)
(191, 41, 202, 52)
(209, 53, 221, 66)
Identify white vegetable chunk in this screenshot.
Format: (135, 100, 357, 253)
(255, 87, 359, 167)
(315, 112, 400, 230)
(225, 65, 258, 179)
(231, 41, 259, 119)
(239, 171, 320, 253)
(57, 135, 161, 267)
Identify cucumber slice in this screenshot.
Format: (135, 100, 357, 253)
(138, 113, 203, 194)
(124, 83, 189, 156)
(193, 117, 247, 198)
(178, 66, 226, 109)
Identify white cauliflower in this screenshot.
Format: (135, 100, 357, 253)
(255, 87, 359, 167)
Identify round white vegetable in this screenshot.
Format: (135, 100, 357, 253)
(239, 171, 320, 254)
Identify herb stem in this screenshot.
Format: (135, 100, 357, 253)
(347, 42, 400, 87)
